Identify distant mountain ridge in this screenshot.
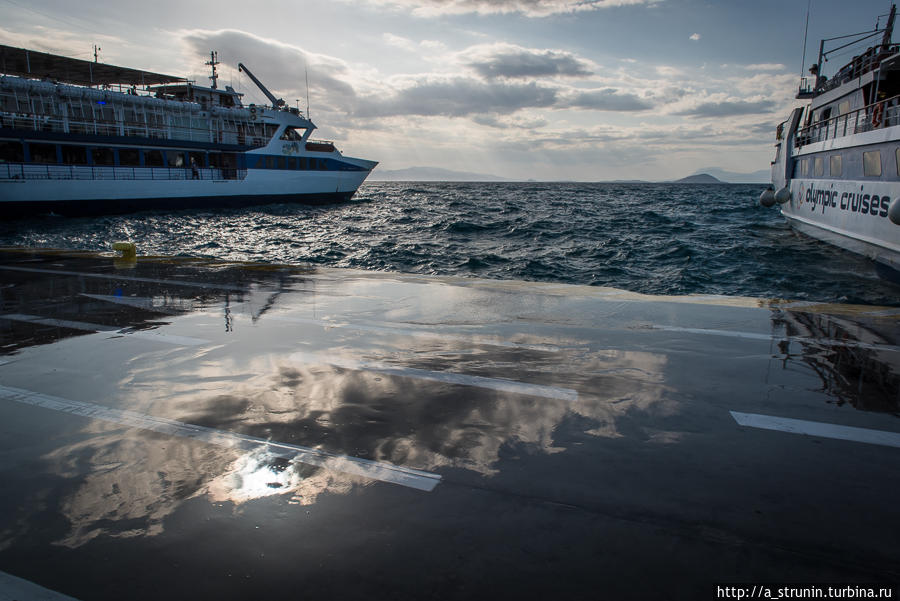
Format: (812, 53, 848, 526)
(368, 165, 769, 183)
(368, 166, 510, 181)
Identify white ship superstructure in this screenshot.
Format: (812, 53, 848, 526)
(0, 46, 377, 216)
(762, 6, 900, 270)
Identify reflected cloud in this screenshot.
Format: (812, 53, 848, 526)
(43, 430, 236, 548)
(31, 336, 672, 548)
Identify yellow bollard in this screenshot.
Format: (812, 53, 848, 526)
(111, 241, 136, 259)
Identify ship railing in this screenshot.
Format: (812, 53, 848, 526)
(305, 139, 336, 152)
(0, 112, 270, 148)
(0, 163, 247, 181)
(795, 94, 900, 147)
(818, 46, 898, 95)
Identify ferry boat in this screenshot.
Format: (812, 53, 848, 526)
(0, 46, 377, 216)
(762, 5, 900, 270)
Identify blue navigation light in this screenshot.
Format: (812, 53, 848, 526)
(97, 100, 106, 105)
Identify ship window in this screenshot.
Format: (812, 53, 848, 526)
(220, 152, 238, 178)
(265, 156, 274, 169)
(830, 154, 842, 177)
(814, 156, 824, 177)
(29, 143, 57, 164)
(896, 147, 900, 175)
(166, 151, 185, 168)
(145, 149, 164, 167)
(288, 157, 297, 170)
(280, 127, 307, 142)
(838, 101, 851, 115)
(863, 150, 882, 176)
(318, 158, 327, 170)
(801, 159, 809, 176)
(189, 151, 205, 168)
(119, 149, 141, 166)
(0, 141, 24, 162)
(61, 146, 87, 165)
(91, 148, 115, 166)
(299, 157, 308, 170)
(277, 156, 285, 169)
(264, 124, 279, 140)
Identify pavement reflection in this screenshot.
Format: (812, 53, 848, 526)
(0, 248, 898, 599)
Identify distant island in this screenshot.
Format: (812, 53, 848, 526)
(671, 173, 722, 184)
(687, 167, 769, 183)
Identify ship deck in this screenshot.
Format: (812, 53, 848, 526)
(0, 248, 898, 600)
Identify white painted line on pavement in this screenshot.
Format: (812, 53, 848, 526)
(730, 411, 900, 448)
(0, 385, 441, 492)
(0, 264, 244, 291)
(0, 570, 81, 601)
(0, 313, 118, 332)
(290, 351, 578, 401)
(270, 315, 560, 352)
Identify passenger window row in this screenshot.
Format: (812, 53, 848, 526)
(0, 140, 235, 169)
(793, 147, 900, 178)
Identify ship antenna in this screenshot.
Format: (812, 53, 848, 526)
(305, 65, 310, 120)
(800, 0, 811, 76)
(880, 4, 896, 49)
(206, 50, 220, 89)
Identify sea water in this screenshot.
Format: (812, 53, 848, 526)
(1, 182, 898, 306)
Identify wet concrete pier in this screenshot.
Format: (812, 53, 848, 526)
(0, 248, 898, 600)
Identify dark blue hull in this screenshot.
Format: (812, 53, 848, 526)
(0, 191, 357, 218)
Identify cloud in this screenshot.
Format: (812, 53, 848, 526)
(471, 114, 549, 128)
(689, 33, 701, 41)
(383, 33, 417, 52)
(673, 98, 776, 117)
(173, 26, 780, 182)
(179, 30, 641, 122)
(744, 63, 786, 71)
(420, 40, 447, 51)
(352, 0, 661, 17)
(0, 26, 126, 62)
(559, 88, 654, 111)
(460, 43, 595, 79)
(181, 29, 357, 102)
(750, 122, 779, 136)
(655, 65, 683, 77)
(356, 77, 558, 117)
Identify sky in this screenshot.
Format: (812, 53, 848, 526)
(1, 0, 897, 180)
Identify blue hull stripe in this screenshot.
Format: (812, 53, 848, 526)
(0, 191, 357, 217)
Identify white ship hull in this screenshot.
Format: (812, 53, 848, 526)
(0, 164, 375, 215)
(781, 178, 900, 270)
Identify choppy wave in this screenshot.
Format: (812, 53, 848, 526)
(1, 182, 898, 306)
